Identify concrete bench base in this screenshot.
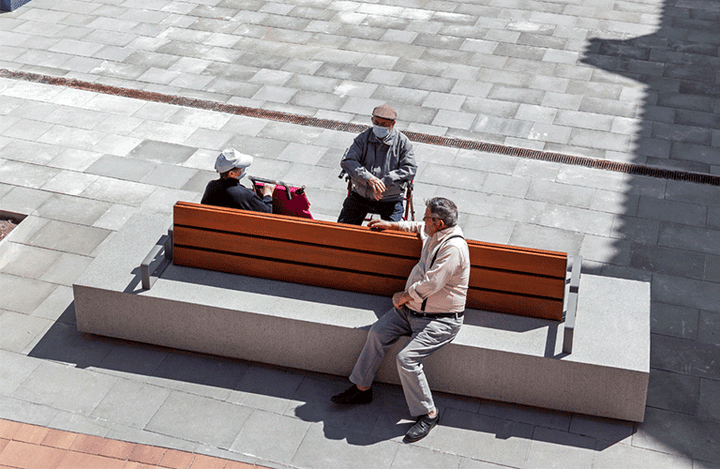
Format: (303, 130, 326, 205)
(73, 213, 650, 422)
(0, 0, 32, 11)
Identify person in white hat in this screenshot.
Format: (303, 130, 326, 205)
(338, 104, 417, 225)
(201, 149, 275, 212)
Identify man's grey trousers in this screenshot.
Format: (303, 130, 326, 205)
(349, 305, 463, 416)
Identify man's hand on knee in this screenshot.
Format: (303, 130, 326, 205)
(393, 291, 411, 308)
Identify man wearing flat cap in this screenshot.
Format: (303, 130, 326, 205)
(201, 149, 275, 212)
(338, 104, 417, 225)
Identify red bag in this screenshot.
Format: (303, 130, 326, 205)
(255, 182, 313, 219)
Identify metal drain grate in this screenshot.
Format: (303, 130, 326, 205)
(2, 68, 719, 186)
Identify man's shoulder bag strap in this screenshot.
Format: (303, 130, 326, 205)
(421, 235, 465, 312)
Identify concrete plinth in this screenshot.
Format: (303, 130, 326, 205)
(74, 212, 650, 422)
(1, 0, 32, 11)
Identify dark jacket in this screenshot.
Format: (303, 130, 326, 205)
(201, 178, 272, 213)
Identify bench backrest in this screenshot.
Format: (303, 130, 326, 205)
(173, 202, 568, 320)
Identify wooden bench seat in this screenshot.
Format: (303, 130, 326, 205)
(173, 201, 569, 321)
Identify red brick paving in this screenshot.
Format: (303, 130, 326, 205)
(0, 419, 266, 469)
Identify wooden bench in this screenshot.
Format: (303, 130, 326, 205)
(170, 201, 580, 351)
(76, 210, 650, 421)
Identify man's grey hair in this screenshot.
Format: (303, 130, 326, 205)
(426, 197, 458, 228)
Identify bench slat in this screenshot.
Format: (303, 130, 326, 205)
(175, 202, 422, 257)
(174, 226, 416, 279)
(174, 247, 408, 296)
(469, 267, 565, 300)
(466, 290, 563, 320)
(468, 243, 566, 279)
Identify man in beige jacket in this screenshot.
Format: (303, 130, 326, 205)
(331, 197, 470, 443)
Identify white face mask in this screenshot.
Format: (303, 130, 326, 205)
(372, 124, 391, 140)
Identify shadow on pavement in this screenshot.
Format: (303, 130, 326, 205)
(582, 0, 720, 464)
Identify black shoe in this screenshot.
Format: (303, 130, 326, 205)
(404, 412, 439, 443)
(331, 385, 373, 405)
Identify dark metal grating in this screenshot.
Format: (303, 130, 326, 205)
(3, 68, 719, 187)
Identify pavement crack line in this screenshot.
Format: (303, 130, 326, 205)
(2, 68, 719, 187)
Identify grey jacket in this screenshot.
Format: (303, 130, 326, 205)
(341, 127, 417, 202)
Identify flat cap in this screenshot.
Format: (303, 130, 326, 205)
(215, 148, 253, 173)
(372, 104, 397, 120)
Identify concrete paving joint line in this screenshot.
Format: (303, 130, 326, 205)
(2, 67, 720, 188)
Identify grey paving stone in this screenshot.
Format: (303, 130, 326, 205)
(106, 422, 199, 454)
(229, 365, 304, 414)
(651, 333, 720, 380)
(0, 159, 60, 189)
(91, 203, 141, 231)
(580, 234, 631, 265)
(229, 409, 311, 465)
(0, 310, 52, 354)
(477, 400, 571, 432)
(633, 243, 708, 282)
(458, 458, 511, 469)
(35, 193, 112, 225)
(146, 390, 253, 448)
(39, 252, 93, 286)
(90, 378, 171, 429)
(480, 172, 530, 198)
(634, 407, 720, 464)
(525, 426, 595, 469)
(647, 369, 699, 415)
(30, 284, 74, 323)
(538, 204, 615, 237)
(291, 423, 399, 469)
(389, 443, 462, 469)
(637, 196, 707, 227)
(0, 243, 62, 278)
(146, 351, 246, 401)
(0, 395, 59, 428)
(418, 163, 485, 192)
(0, 273, 57, 314)
(461, 214, 515, 244)
(40, 170, 99, 196)
(508, 222, 584, 254)
(657, 222, 720, 256)
(426, 408, 534, 468)
(94, 341, 169, 379)
(593, 441, 693, 469)
(654, 273, 720, 315)
(79, 176, 156, 206)
(699, 310, 720, 346)
(699, 378, 720, 421)
(526, 179, 595, 208)
(223, 135, 291, 161)
(665, 180, 720, 208)
(3, 119, 54, 142)
(609, 215, 660, 245)
(651, 302, 699, 340)
(12, 359, 117, 414)
(287, 388, 394, 438)
(45, 148, 103, 172)
(0, 348, 40, 396)
(25, 218, 111, 255)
